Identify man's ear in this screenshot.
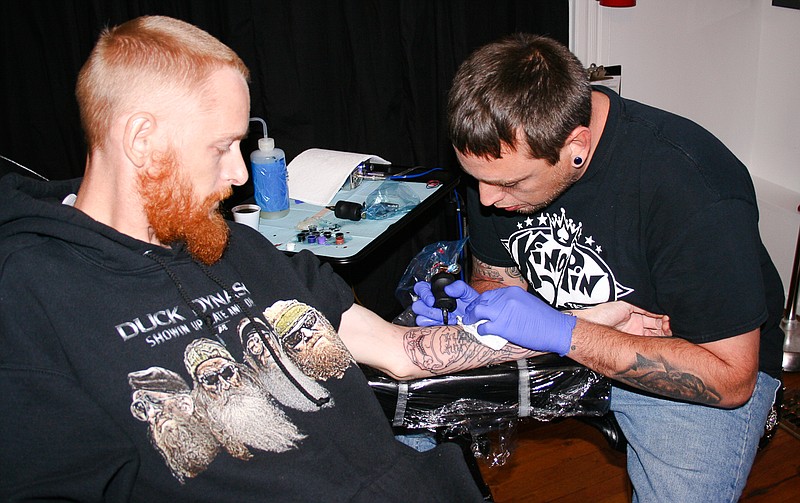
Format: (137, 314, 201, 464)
(123, 113, 156, 167)
(566, 126, 591, 162)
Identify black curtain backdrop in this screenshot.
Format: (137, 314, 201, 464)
(1, 0, 567, 181)
(0, 0, 567, 318)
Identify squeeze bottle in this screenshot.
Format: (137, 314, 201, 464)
(250, 123, 289, 219)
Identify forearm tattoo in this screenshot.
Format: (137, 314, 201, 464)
(471, 257, 521, 285)
(614, 353, 722, 405)
(505, 266, 522, 280)
(403, 325, 532, 375)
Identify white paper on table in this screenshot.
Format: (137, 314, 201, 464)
(286, 148, 390, 206)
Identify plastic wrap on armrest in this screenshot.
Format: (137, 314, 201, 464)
(363, 353, 610, 430)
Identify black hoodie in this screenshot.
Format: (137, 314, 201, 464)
(0, 173, 482, 502)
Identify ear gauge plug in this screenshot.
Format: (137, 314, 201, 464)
(573, 156, 584, 167)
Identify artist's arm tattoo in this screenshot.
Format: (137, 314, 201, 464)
(471, 257, 524, 288)
(613, 353, 722, 405)
(505, 266, 522, 280)
(403, 325, 537, 375)
(471, 260, 506, 283)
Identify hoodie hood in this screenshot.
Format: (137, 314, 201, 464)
(0, 173, 173, 271)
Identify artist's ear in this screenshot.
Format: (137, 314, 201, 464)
(565, 126, 591, 164)
(123, 113, 156, 167)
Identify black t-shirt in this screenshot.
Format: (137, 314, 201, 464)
(0, 174, 482, 502)
(467, 86, 784, 378)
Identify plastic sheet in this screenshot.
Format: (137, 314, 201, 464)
(394, 238, 468, 308)
(364, 354, 610, 464)
(365, 354, 609, 429)
(362, 180, 420, 220)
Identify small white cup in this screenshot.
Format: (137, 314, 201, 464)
(232, 203, 261, 230)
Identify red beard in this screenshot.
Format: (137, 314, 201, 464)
(139, 150, 232, 265)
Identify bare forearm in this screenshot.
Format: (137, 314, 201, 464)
(568, 320, 758, 408)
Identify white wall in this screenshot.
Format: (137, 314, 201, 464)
(570, 0, 800, 308)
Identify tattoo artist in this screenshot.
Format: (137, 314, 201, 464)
(413, 34, 784, 503)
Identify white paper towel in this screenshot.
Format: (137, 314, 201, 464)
(286, 148, 389, 206)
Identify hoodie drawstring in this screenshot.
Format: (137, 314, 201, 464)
(144, 250, 330, 407)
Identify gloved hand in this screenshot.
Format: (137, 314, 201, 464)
(462, 286, 576, 356)
(411, 280, 480, 326)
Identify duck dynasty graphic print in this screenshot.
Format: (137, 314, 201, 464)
(127, 300, 353, 483)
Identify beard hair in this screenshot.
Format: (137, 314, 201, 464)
(291, 338, 353, 380)
(194, 369, 305, 454)
(150, 408, 221, 483)
(245, 354, 332, 412)
(138, 148, 232, 265)
(516, 163, 581, 215)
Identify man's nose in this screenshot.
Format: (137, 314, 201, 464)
(478, 182, 504, 207)
(225, 148, 249, 187)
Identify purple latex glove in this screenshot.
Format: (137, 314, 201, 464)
(462, 286, 576, 356)
(412, 280, 480, 326)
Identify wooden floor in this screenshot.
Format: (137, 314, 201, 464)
(477, 371, 800, 502)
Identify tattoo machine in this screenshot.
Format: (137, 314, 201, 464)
(325, 180, 420, 221)
(392, 239, 468, 327)
(325, 200, 365, 221)
(430, 269, 458, 325)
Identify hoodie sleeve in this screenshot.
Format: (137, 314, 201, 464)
(289, 249, 354, 325)
(229, 225, 354, 330)
(0, 367, 139, 501)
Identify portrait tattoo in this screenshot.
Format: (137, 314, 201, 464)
(614, 353, 722, 405)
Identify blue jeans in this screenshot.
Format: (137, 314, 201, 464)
(610, 372, 780, 503)
(395, 431, 438, 452)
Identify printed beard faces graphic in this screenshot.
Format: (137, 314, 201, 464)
(127, 300, 354, 483)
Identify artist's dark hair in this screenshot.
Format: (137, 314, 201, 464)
(448, 34, 591, 166)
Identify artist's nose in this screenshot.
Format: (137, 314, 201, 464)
(478, 182, 504, 207)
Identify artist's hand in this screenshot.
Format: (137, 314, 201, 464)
(463, 286, 576, 356)
(573, 302, 671, 337)
(412, 280, 480, 326)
